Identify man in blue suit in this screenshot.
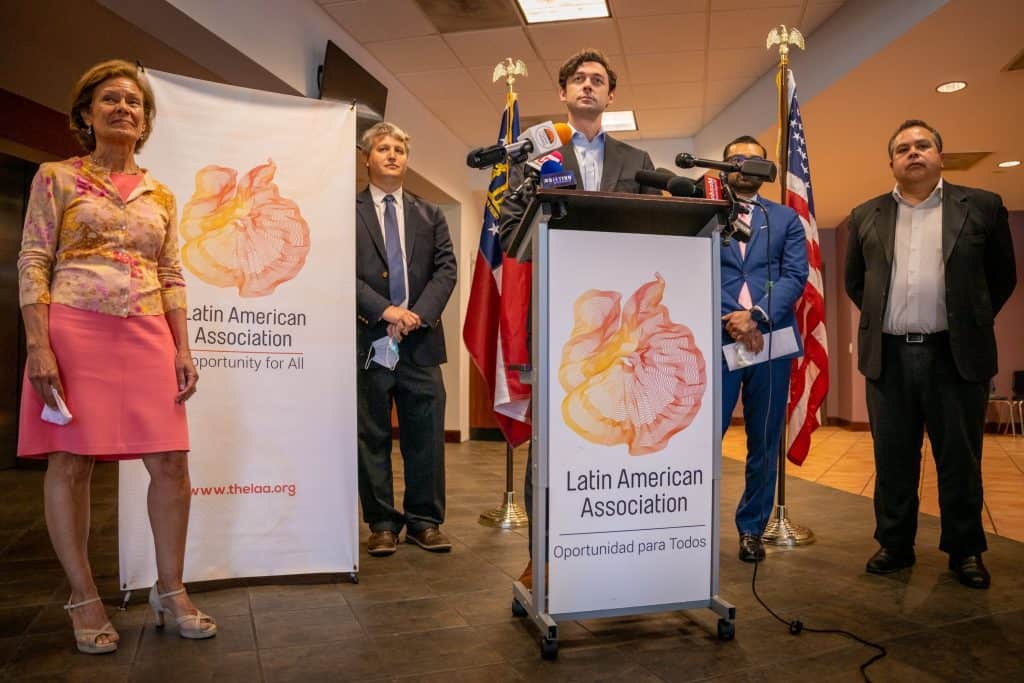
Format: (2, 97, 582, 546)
(719, 136, 809, 562)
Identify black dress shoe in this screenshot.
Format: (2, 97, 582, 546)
(949, 555, 991, 589)
(865, 547, 915, 574)
(738, 533, 765, 563)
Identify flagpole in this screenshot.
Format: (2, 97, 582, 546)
(761, 26, 814, 547)
(480, 58, 530, 529)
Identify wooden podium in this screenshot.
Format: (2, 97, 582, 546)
(508, 189, 737, 658)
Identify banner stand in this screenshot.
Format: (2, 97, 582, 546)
(507, 190, 736, 659)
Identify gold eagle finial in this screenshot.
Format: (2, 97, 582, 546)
(493, 58, 528, 89)
(766, 25, 805, 58)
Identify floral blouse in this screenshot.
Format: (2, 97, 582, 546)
(18, 156, 187, 317)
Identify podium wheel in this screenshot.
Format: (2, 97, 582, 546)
(512, 599, 527, 617)
(540, 637, 559, 660)
(717, 618, 735, 641)
(348, 572, 359, 585)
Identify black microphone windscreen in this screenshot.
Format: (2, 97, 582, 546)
(666, 176, 697, 197)
(634, 169, 673, 190)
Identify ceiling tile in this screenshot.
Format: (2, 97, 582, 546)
(711, 0, 801, 10)
(619, 14, 706, 55)
(398, 68, 484, 103)
(624, 51, 705, 85)
(800, 1, 844, 36)
(414, 0, 521, 33)
(527, 19, 623, 60)
(320, 0, 436, 43)
(630, 82, 703, 109)
(365, 35, 461, 73)
(443, 27, 538, 67)
(709, 8, 802, 49)
(469, 59, 555, 110)
(609, 0, 705, 17)
(707, 48, 777, 81)
(636, 107, 703, 137)
(705, 77, 752, 107)
(515, 91, 566, 117)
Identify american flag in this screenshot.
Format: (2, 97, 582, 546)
(783, 69, 828, 465)
(462, 92, 531, 446)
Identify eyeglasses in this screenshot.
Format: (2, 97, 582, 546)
(726, 155, 765, 164)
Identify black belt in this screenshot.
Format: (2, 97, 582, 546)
(882, 331, 949, 344)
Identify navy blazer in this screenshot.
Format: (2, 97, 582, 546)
(720, 196, 808, 359)
(355, 188, 457, 367)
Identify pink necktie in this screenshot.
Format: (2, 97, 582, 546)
(736, 211, 753, 309)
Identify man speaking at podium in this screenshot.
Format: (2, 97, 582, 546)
(498, 49, 659, 589)
(718, 136, 808, 564)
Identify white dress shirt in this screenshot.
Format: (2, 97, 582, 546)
(569, 125, 606, 192)
(883, 179, 946, 334)
(369, 183, 409, 309)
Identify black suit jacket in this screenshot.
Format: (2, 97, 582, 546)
(845, 181, 1016, 382)
(498, 134, 659, 253)
(356, 188, 457, 367)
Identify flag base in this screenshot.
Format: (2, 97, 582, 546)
(761, 505, 815, 546)
(479, 491, 529, 529)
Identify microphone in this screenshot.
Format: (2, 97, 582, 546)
(634, 168, 699, 197)
(539, 158, 577, 190)
(467, 121, 572, 169)
(526, 150, 564, 176)
(675, 152, 778, 182)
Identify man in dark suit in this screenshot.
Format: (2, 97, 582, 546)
(500, 48, 659, 226)
(719, 136, 808, 563)
(845, 119, 1016, 588)
(356, 121, 457, 557)
(497, 49, 660, 588)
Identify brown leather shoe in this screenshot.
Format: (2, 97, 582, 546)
(405, 527, 452, 552)
(517, 561, 532, 590)
(367, 530, 398, 557)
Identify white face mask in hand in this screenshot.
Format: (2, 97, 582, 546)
(365, 335, 400, 371)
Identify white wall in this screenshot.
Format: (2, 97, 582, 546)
(164, 0, 487, 438)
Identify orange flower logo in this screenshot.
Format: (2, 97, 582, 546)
(180, 160, 310, 297)
(559, 274, 706, 455)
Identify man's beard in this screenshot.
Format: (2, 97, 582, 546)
(729, 175, 763, 195)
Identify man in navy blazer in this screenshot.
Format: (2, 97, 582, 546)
(719, 136, 808, 563)
(355, 122, 457, 557)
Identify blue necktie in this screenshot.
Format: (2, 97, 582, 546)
(383, 195, 406, 305)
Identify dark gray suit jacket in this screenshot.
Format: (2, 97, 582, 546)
(844, 181, 1016, 382)
(498, 134, 659, 252)
(356, 188, 457, 367)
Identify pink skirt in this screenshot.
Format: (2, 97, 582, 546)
(18, 304, 189, 459)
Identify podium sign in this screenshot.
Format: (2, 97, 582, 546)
(546, 230, 715, 614)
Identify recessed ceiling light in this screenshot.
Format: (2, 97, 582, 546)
(602, 110, 636, 132)
(935, 81, 967, 93)
(516, 0, 610, 24)
(997, 160, 1021, 168)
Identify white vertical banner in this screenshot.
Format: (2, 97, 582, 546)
(547, 230, 715, 614)
(118, 70, 357, 589)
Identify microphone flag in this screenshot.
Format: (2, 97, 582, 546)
(781, 69, 828, 465)
(462, 91, 531, 446)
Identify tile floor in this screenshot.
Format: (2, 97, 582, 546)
(1, 430, 1023, 681)
(722, 426, 1024, 542)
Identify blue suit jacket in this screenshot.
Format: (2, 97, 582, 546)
(720, 196, 809, 359)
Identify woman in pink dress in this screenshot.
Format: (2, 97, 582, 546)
(17, 60, 216, 654)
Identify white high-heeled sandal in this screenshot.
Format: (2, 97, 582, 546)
(64, 595, 118, 654)
(148, 583, 217, 639)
